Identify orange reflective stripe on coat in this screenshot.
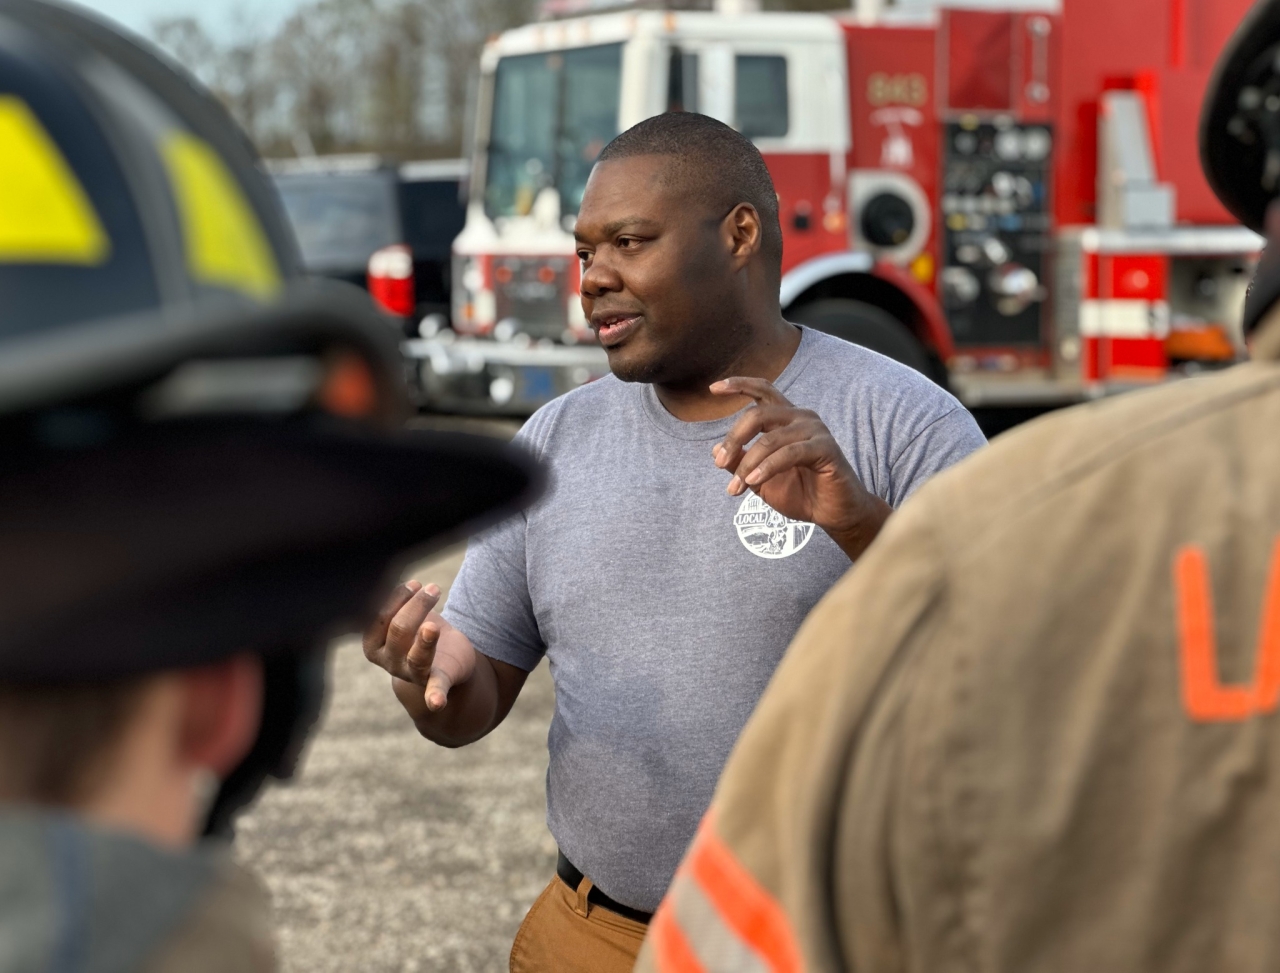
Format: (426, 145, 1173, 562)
(1175, 535, 1280, 722)
(651, 903, 709, 973)
(649, 815, 804, 973)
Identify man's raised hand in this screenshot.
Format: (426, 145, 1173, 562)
(710, 376, 892, 561)
(362, 580, 476, 712)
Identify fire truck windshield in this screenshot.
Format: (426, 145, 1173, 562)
(484, 43, 622, 221)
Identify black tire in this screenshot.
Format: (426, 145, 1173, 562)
(789, 298, 932, 377)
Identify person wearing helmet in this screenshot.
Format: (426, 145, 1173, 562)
(635, 3, 1280, 971)
(0, 3, 539, 970)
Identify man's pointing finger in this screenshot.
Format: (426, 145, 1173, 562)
(709, 376, 792, 407)
(404, 621, 439, 685)
(714, 405, 801, 471)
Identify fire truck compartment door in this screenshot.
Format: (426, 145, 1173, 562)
(941, 8, 1059, 121)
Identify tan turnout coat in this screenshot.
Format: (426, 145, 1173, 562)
(637, 311, 1280, 973)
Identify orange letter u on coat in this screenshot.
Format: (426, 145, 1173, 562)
(1174, 537, 1280, 722)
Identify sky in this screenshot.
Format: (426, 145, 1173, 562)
(79, 0, 303, 40)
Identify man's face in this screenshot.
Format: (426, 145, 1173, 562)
(574, 156, 744, 386)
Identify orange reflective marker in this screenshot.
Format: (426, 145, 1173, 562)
(1174, 536, 1280, 722)
(319, 352, 378, 418)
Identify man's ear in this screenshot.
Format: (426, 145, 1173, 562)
(724, 203, 763, 267)
(177, 654, 264, 778)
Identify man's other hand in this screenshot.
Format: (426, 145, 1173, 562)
(363, 581, 476, 711)
(710, 376, 892, 561)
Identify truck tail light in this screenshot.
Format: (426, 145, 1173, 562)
(453, 256, 496, 335)
(367, 245, 415, 317)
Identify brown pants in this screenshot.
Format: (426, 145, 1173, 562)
(509, 873, 647, 973)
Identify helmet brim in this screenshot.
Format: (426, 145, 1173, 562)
(0, 279, 540, 682)
(0, 414, 538, 682)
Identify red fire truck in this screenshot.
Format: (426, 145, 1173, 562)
(409, 0, 1262, 416)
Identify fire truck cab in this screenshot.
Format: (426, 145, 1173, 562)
(422, 0, 1262, 415)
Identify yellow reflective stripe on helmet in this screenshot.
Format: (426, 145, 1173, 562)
(162, 131, 281, 300)
(0, 96, 110, 265)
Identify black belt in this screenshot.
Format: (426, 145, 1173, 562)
(556, 851, 653, 925)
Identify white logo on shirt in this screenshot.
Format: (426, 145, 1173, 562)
(733, 494, 815, 559)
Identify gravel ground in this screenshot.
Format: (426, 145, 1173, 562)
(236, 487, 555, 971)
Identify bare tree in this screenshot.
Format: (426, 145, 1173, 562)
(153, 14, 278, 149)
(151, 17, 219, 86)
(150, 0, 548, 160)
(153, 0, 855, 159)
(366, 3, 427, 151)
(409, 0, 535, 150)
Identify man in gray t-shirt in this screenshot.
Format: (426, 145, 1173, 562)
(447, 324, 978, 906)
(362, 113, 985, 973)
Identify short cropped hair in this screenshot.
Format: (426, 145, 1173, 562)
(597, 112, 783, 273)
(0, 680, 147, 804)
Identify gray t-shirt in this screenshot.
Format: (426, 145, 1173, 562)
(443, 326, 985, 911)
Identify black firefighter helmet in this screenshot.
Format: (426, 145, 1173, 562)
(0, 0, 541, 834)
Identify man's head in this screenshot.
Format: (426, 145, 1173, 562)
(575, 113, 783, 386)
(0, 657, 263, 847)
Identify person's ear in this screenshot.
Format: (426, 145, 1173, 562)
(723, 203, 763, 268)
(177, 654, 264, 778)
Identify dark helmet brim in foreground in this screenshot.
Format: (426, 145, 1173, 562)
(0, 281, 541, 684)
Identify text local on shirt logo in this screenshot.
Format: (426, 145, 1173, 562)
(733, 493, 816, 560)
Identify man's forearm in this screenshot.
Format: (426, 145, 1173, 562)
(391, 652, 502, 748)
(825, 494, 893, 562)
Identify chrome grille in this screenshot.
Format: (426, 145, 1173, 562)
(493, 256, 571, 340)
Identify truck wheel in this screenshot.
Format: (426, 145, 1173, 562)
(789, 299, 932, 377)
